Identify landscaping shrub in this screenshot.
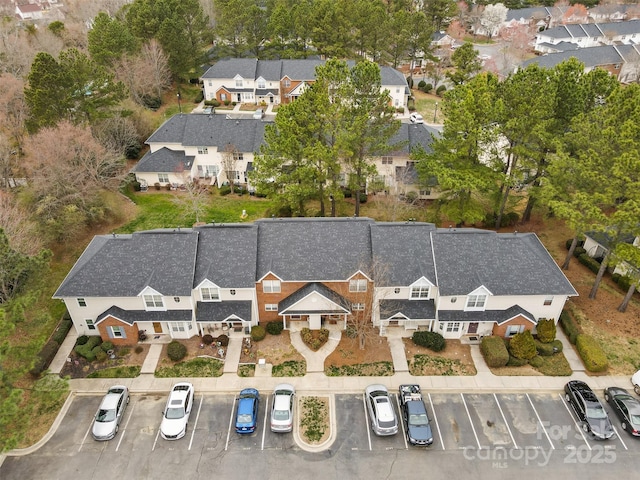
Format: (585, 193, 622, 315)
(167, 340, 187, 361)
(551, 339, 563, 353)
(536, 318, 556, 343)
(529, 356, 544, 368)
(506, 355, 529, 367)
(75, 336, 103, 360)
(266, 321, 284, 335)
(573, 246, 586, 257)
(509, 330, 537, 360)
(301, 327, 329, 351)
(578, 253, 601, 274)
(612, 273, 633, 293)
(94, 347, 108, 362)
(480, 336, 509, 368)
(216, 334, 229, 346)
(76, 335, 89, 346)
(52, 318, 73, 345)
(30, 340, 60, 377)
(202, 334, 214, 345)
(135, 345, 144, 354)
(411, 331, 446, 352)
(535, 340, 555, 357)
(101, 341, 114, 352)
(503, 211, 520, 227)
(436, 85, 446, 96)
(193, 89, 204, 103)
(422, 83, 433, 93)
(219, 185, 231, 196)
(559, 310, 581, 344)
(576, 334, 608, 372)
(141, 95, 162, 110)
(251, 325, 266, 342)
(418, 80, 426, 89)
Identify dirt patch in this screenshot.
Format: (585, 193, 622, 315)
(157, 336, 228, 368)
(239, 331, 305, 365)
(60, 344, 149, 379)
(298, 396, 330, 445)
(404, 339, 477, 376)
(324, 331, 393, 369)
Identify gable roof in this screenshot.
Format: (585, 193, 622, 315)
(201, 58, 258, 79)
(132, 148, 194, 173)
(255, 217, 374, 281)
(193, 224, 258, 288)
(522, 45, 640, 70)
(370, 222, 436, 286)
(146, 114, 268, 153)
(431, 229, 577, 296)
(54, 231, 199, 298)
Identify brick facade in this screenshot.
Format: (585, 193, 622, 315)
(97, 316, 140, 346)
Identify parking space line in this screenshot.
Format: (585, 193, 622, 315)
(526, 394, 554, 450)
(188, 395, 204, 451)
(611, 425, 628, 450)
(116, 401, 136, 452)
(362, 393, 372, 451)
(79, 418, 93, 452)
(559, 393, 591, 450)
(261, 396, 269, 450)
(427, 393, 444, 450)
(460, 394, 482, 450)
(394, 394, 408, 450)
(493, 394, 517, 449)
(152, 425, 160, 451)
(225, 395, 237, 451)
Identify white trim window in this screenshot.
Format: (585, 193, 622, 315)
(143, 294, 164, 310)
(197, 146, 208, 154)
(352, 303, 365, 311)
(445, 322, 461, 333)
(265, 304, 278, 311)
(233, 152, 244, 161)
(263, 280, 281, 293)
(257, 78, 266, 89)
(170, 322, 187, 332)
(235, 77, 243, 87)
(543, 296, 553, 306)
(77, 298, 87, 307)
(158, 173, 169, 183)
(410, 285, 430, 299)
(201, 287, 220, 301)
(466, 294, 487, 310)
(506, 325, 525, 337)
(349, 279, 367, 292)
(108, 326, 126, 338)
(86, 319, 96, 330)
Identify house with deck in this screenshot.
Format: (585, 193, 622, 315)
(54, 218, 577, 346)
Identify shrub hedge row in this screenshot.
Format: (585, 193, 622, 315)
(535, 339, 563, 356)
(559, 310, 581, 344)
(480, 336, 509, 368)
(575, 334, 608, 372)
(30, 340, 60, 377)
(75, 336, 103, 361)
(411, 331, 446, 352)
(266, 321, 284, 335)
(577, 253, 601, 274)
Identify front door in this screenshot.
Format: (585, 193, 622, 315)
(153, 322, 162, 334)
(468, 322, 479, 334)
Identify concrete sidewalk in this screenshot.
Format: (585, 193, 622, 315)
(52, 325, 633, 396)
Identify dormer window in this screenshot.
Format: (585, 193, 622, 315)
(410, 285, 430, 299)
(235, 78, 243, 87)
(466, 294, 486, 309)
(201, 287, 220, 301)
(143, 294, 164, 309)
(263, 280, 281, 293)
(349, 279, 367, 292)
(257, 78, 266, 89)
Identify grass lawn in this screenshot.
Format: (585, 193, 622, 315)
(155, 357, 224, 377)
(412, 90, 444, 124)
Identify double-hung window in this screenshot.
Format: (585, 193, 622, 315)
(201, 287, 220, 301)
(349, 279, 367, 292)
(466, 294, 486, 309)
(143, 294, 164, 309)
(410, 285, 430, 299)
(263, 280, 281, 293)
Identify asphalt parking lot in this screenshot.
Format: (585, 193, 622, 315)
(2, 388, 639, 479)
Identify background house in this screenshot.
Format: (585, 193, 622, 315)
(201, 58, 411, 110)
(54, 218, 577, 346)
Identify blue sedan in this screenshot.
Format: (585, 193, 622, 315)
(236, 388, 260, 434)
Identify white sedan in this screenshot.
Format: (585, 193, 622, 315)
(632, 370, 640, 395)
(160, 382, 194, 440)
(409, 112, 424, 124)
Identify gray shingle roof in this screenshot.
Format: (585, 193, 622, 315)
(255, 59, 283, 81)
(432, 229, 577, 296)
(370, 222, 437, 286)
(53, 231, 199, 297)
(279, 282, 350, 314)
(201, 58, 258, 79)
(146, 114, 267, 153)
(388, 123, 438, 155)
(255, 217, 374, 281)
(193, 224, 258, 288)
(132, 148, 194, 173)
(379, 299, 436, 320)
(97, 306, 193, 325)
(506, 7, 551, 22)
(438, 305, 536, 324)
(281, 59, 324, 80)
(522, 45, 627, 69)
(195, 300, 253, 322)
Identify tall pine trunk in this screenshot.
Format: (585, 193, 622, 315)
(563, 237, 578, 270)
(618, 284, 637, 312)
(589, 251, 610, 299)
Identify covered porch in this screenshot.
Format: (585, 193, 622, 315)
(195, 300, 253, 336)
(278, 283, 351, 330)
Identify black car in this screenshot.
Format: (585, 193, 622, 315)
(564, 380, 614, 440)
(604, 387, 640, 437)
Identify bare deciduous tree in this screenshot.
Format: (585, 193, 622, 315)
(0, 74, 29, 151)
(173, 166, 210, 225)
(23, 121, 125, 240)
(115, 40, 172, 105)
(221, 143, 238, 193)
(0, 191, 42, 254)
(93, 116, 141, 158)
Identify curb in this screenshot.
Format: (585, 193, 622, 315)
(294, 393, 336, 453)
